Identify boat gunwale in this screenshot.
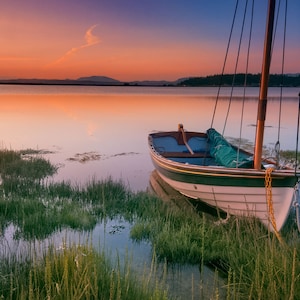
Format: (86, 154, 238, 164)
(148, 133, 299, 179)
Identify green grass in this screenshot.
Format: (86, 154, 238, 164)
(130, 198, 300, 299)
(0, 148, 300, 299)
(0, 242, 169, 300)
(0, 149, 57, 182)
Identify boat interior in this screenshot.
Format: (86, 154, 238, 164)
(150, 128, 216, 166)
(150, 124, 256, 168)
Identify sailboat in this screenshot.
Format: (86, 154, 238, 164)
(148, 0, 300, 232)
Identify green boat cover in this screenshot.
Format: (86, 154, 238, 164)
(207, 128, 254, 168)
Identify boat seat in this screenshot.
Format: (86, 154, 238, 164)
(161, 152, 212, 158)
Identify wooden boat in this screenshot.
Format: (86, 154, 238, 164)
(148, 0, 299, 232)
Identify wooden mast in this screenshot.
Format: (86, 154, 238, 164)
(254, 0, 276, 169)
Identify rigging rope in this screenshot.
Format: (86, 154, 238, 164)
(222, 0, 249, 136)
(276, 0, 288, 166)
(277, 0, 287, 143)
(210, 0, 239, 128)
(237, 0, 254, 167)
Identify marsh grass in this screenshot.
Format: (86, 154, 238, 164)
(130, 195, 300, 299)
(0, 149, 57, 182)
(132, 174, 300, 299)
(1, 148, 300, 299)
(0, 149, 57, 198)
(0, 242, 169, 300)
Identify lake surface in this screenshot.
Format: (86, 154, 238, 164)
(0, 84, 299, 192)
(0, 85, 299, 298)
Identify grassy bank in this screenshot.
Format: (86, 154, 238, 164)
(0, 149, 300, 299)
(129, 191, 300, 299)
(0, 149, 169, 299)
(0, 243, 168, 300)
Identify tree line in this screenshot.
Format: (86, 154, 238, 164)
(178, 73, 300, 87)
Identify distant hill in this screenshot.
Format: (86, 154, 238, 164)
(0, 73, 299, 87)
(77, 76, 121, 84)
(0, 76, 123, 86)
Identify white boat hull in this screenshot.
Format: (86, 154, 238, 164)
(157, 171, 295, 231)
(148, 130, 299, 232)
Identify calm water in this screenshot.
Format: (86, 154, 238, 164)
(0, 84, 299, 191)
(1, 85, 300, 298)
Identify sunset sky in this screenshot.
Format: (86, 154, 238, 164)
(1, 0, 299, 81)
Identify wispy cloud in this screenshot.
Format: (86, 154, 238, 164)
(51, 24, 100, 65)
(85, 24, 100, 45)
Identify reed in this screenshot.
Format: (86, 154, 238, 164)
(0, 149, 57, 181)
(1, 148, 300, 299)
(0, 242, 169, 300)
(130, 194, 300, 299)
(0, 191, 98, 239)
(0, 148, 57, 199)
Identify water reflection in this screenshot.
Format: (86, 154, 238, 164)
(2, 85, 299, 298)
(1, 217, 225, 299)
(0, 85, 299, 192)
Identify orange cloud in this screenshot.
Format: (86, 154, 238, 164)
(50, 24, 100, 66)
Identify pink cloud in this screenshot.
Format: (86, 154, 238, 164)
(51, 24, 100, 65)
